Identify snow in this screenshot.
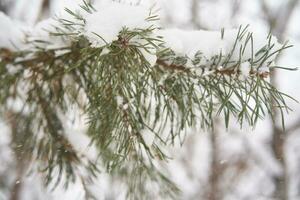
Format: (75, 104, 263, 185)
(138, 44, 157, 67)
(240, 61, 251, 78)
(100, 47, 110, 56)
(116, 95, 124, 107)
(27, 18, 71, 50)
(84, 1, 155, 47)
(141, 128, 155, 147)
(2, 1, 280, 69)
(9, 0, 43, 25)
(159, 28, 229, 58)
(258, 66, 270, 74)
(0, 11, 71, 51)
(52, 0, 85, 20)
(0, 12, 26, 50)
(159, 28, 281, 67)
(82, 1, 159, 66)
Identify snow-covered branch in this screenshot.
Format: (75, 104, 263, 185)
(0, 0, 296, 199)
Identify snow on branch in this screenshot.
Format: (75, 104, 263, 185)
(0, 1, 289, 79)
(0, 12, 27, 50)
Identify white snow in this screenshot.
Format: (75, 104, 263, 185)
(139, 45, 157, 67)
(141, 128, 155, 147)
(84, 1, 155, 47)
(159, 28, 281, 67)
(52, 0, 85, 20)
(27, 18, 72, 50)
(258, 66, 270, 74)
(82, 1, 159, 66)
(100, 47, 110, 56)
(116, 95, 124, 107)
(159, 28, 232, 58)
(0, 12, 26, 50)
(240, 61, 251, 78)
(1, 1, 280, 69)
(9, 0, 43, 25)
(0, 11, 72, 51)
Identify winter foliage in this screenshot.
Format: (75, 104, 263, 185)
(0, 0, 296, 199)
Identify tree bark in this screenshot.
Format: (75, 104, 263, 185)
(271, 122, 288, 200)
(260, 1, 299, 199)
(6, 111, 29, 200)
(208, 120, 221, 200)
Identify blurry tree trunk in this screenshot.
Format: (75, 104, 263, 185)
(189, 3, 222, 199)
(37, 0, 50, 21)
(191, 0, 203, 29)
(7, 112, 25, 200)
(0, 3, 7, 13)
(271, 118, 288, 200)
(207, 120, 221, 200)
(261, 0, 299, 199)
(9, 167, 24, 200)
(0, 0, 12, 13)
(3, 1, 51, 199)
(6, 111, 32, 200)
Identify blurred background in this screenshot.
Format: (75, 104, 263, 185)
(0, 0, 300, 200)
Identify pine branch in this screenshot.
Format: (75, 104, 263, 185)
(0, 1, 297, 199)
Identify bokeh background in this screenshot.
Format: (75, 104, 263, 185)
(0, 0, 300, 200)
